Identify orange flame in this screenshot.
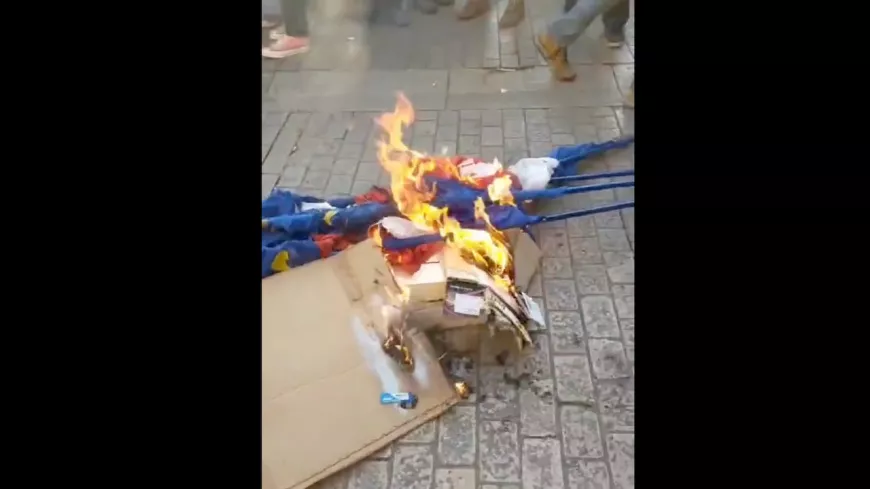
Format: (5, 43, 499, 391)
(375, 93, 516, 289)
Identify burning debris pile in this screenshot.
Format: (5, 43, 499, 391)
(261, 94, 634, 489)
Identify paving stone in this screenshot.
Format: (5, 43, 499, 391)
(482, 109, 502, 126)
(481, 146, 504, 163)
(439, 110, 459, 126)
(458, 135, 481, 154)
(527, 123, 552, 142)
(414, 120, 438, 137)
(522, 438, 565, 489)
(434, 468, 475, 489)
(347, 460, 388, 489)
(580, 296, 620, 338)
(417, 110, 438, 121)
(391, 445, 435, 489)
(478, 367, 519, 420)
(542, 257, 574, 279)
(350, 180, 377, 196)
(548, 311, 585, 354)
(539, 229, 571, 258)
(543, 279, 579, 310)
(548, 117, 575, 135)
(436, 125, 458, 142)
(325, 174, 353, 195)
(551, 133, 577, 146)
(593, 210, 623, 229)
(597, 228, 631, 252)
(603, 251, 634, 284)
(438, 405, 476, 465)
(301, 170, 331, 190)
(504, 137, 528, 152)
(569, 237, 604, 265)
(481, 126, 503, 146)
(400, 420, 437, 443)
(566, 217, 597, 238)
(553, 355, 594, 403)
(573, 265, 610, 295)
(331, 158, 359, 176)
(459, 118, 481, 136)
(519, 378, 557, 437)
(279, 166, 306, 187)
(612, 284, 635, 319)
(503, 118, 526, 138)
(512, 334, 552, 380)
(620, 319, 635, 363)
(412, 136, 436, 153)
(524, 109, 547, 124)
(529, 141, 554, 157)
(262, 173, 278, 198)
(598, 377, 635, 433)
(479, 420, 521, 483)
(606, 433, 635, 489)
(588, 339, 631, 379)
(436, 141, 458, 155)
(560, 406, 603, 458)
(565, 460, 611, 489)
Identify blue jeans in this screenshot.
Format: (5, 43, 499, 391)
(548, 0, 629, 47)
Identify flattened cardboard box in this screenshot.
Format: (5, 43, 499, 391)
(262, 241, 459, 489)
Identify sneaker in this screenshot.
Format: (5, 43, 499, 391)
(269, 26, 286, 41)
(262, 35, 310, 59)
(604, 28, 625, 48)
(535, 33, 576, 82)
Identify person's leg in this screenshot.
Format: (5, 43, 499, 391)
(536, 0, 623, 81)
(416, 0, 438, 14)
(602, 0, 630, 47)
(262, 0, 310, 59)
(281, 0, 309, 37)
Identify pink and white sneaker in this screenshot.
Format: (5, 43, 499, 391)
(262, 35, 310, 59)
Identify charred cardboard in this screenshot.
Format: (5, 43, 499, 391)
(262, 240, 459, 489)
(401, 230, 541, 332)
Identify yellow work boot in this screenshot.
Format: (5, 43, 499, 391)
(535, 33, 576, 82)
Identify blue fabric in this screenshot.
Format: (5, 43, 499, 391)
(549, 136, 635, 178)
(261, 189, 400, 278)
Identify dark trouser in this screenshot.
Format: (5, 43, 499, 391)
(280, 0, 309, 37)
(552, 0, 629, 47)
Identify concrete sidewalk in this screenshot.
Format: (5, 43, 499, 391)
(263, 2, 634, 488)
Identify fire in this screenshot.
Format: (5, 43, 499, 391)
(375, 93, 516, 290)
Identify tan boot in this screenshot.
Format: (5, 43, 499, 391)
(455, 0, 490, 20)
(498, 0, 525, 28)
(624, 83, 634, 108)
(535, 33, 576, 82)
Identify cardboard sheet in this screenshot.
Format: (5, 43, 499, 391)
(262, 241, 459, 489)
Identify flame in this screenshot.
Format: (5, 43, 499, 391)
(375, 93, 516, 289)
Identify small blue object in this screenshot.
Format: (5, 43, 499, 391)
(380, 392, 419, 409)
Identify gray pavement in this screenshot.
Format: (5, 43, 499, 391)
(263, 2, 634, 488)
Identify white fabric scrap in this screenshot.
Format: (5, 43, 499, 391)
(458, 158, 501, 179)
(508, 157, 559, 191)
(299, 201, 336, 212)
(379, 216, 433, 239)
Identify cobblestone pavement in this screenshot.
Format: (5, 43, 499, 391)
(263, 2, 634, 488)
